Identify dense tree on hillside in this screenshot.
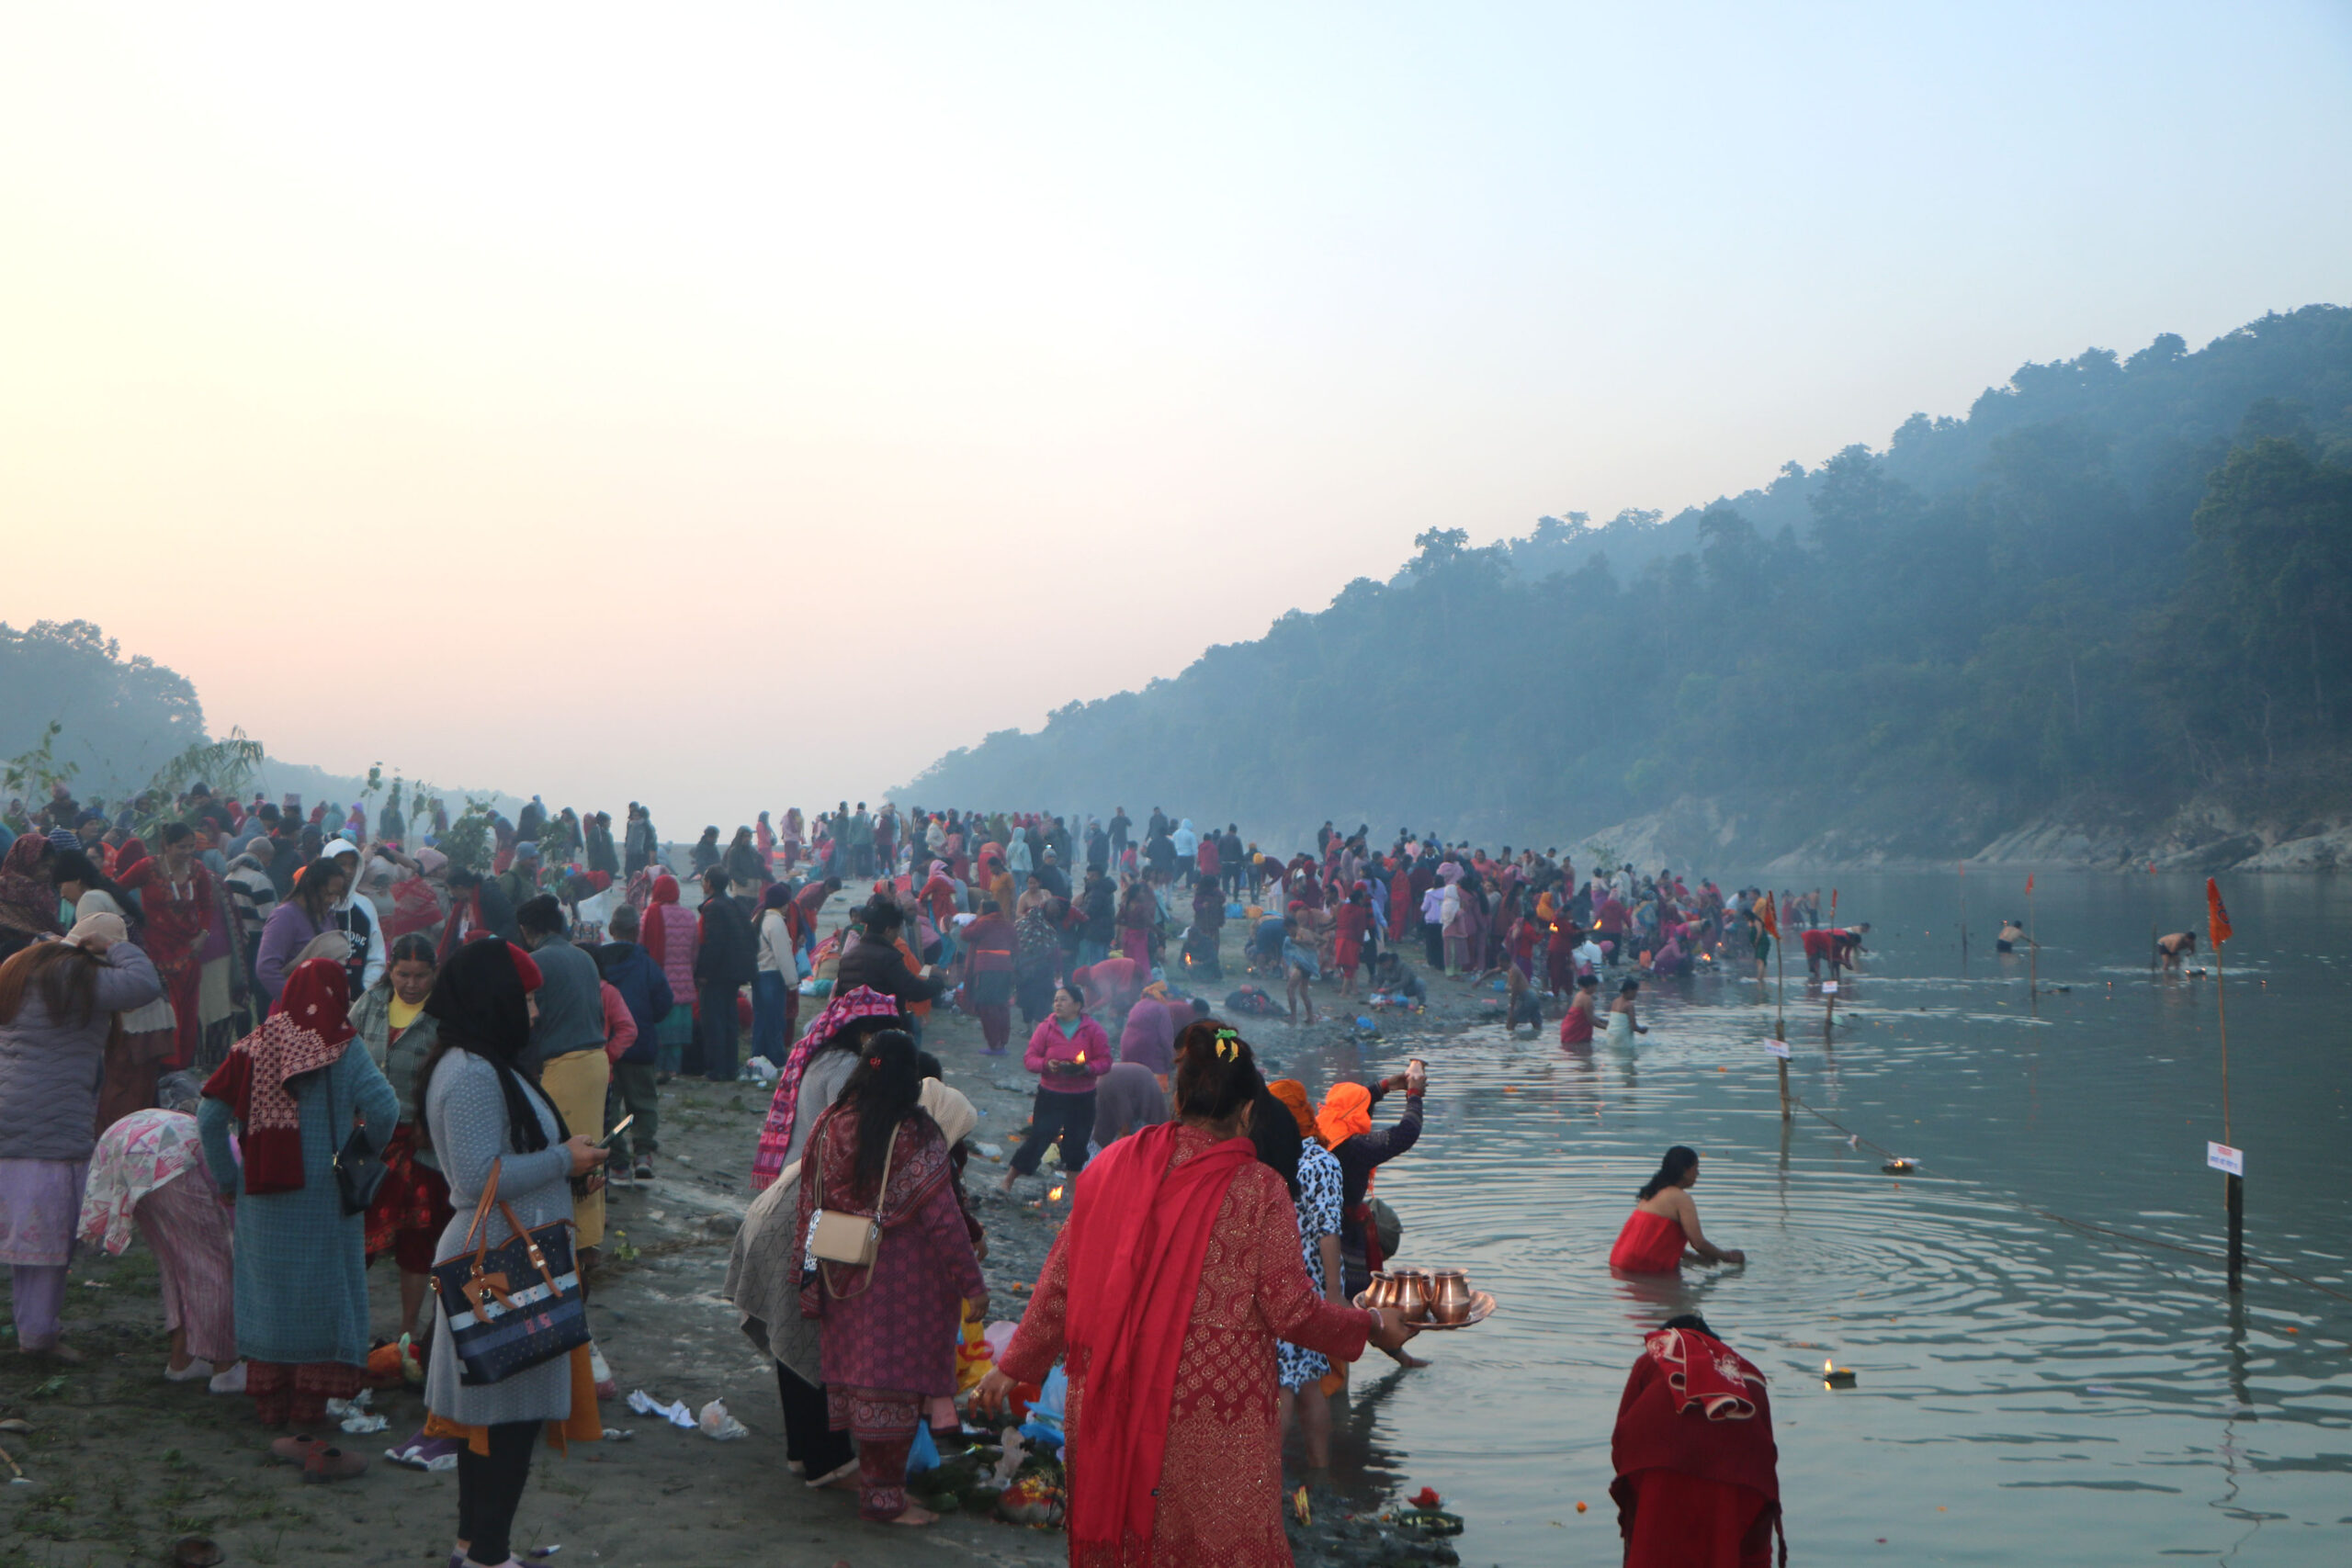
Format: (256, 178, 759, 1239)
(0, 620, 208, 799)
(903, 306, 2352, 852)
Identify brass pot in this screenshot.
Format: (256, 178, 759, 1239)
(1427, 1269, 1474, 1325)
(1391, 1270, 1430, 1324)
(1364, 1273, 1399, 1310)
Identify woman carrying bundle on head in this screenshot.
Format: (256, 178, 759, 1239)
(978, 1022, 1419, 1567)
(1611, 1312, 1782, 1567)
(0, 913, 163, 1359)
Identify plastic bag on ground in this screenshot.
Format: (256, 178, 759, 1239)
(627, 1390, 696, 1429)
(907, 1423, 940, 1472)
(696, 1399, 748, 1440)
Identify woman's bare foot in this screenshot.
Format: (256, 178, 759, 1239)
(886, 1504, 938, 1527)
(997, 1168, 1018, 1195)
(21, 1341, 84, 1363)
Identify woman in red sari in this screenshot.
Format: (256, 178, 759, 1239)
(1610, 1146, 1746, 1273)
(1611, 1314, 1782, 1566)
(978, 1021, 1420, 1567)
(118, 825, 212, 1068)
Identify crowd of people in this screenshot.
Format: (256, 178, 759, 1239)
(0, 782, 1809, 1567)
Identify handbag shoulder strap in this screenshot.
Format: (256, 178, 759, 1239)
(819, 1117, 899, 1302)
(463, 1157, 504, 1253)
(808, 1107, 899, 1221)
(869, 1117, 899, 1223)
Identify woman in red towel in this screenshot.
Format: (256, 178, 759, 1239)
(1611, 1313, 1782, 1566)
(1609, 1146, 1746, 1273)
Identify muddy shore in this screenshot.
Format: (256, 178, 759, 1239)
(0, 885, 1502, 1568)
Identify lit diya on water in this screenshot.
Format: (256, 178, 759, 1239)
(1823, 1359, 1857, 1388)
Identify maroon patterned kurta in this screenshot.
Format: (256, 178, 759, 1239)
(1001, 1125, 1373, 1567)
(795, 1106, 984, 1397)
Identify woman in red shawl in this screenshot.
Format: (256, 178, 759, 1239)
(117, 825, 211, 1068)
(1611, 1314, 1783, 1566)
(639, 874, 699, 1077)
(978, 1021, 1419, 1568)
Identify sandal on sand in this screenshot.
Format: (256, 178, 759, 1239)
(268, 1434, 327, 1465)
(301, 1444, 368, 1483)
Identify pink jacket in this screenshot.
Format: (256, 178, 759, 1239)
(1024, 1015, 1113, 1095)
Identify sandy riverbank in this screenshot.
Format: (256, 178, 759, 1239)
(0, 884, 1503, 1568)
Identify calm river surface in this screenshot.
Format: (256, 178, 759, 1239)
(1270, 872, 2351, 1566)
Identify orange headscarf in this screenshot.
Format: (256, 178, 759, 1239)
(1268, 1079, 1319, 1145)
(1317, 1081, 1374, 1149)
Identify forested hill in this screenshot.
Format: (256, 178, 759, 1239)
(902, 305, 2352, 862)
(0, 620, 507, 822)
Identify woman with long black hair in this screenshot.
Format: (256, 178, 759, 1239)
(792, 1030, 984, 1526)
(418, 940, 608, 1568)
(1608, 1145, 1745, 1274)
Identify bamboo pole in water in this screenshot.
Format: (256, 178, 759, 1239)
(2028, 877, 2039, 1007)
(1776, 929, 1790, 1121)
(1960, 861, 1969, 972)
(2217, 932, 2242, 1292)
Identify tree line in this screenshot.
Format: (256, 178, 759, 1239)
(905, 305, 2352, 854)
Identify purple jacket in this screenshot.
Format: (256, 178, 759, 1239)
(253, 901, 325, 1002)
(1118, 995, 1176, 1077)
(0, 942, 162, 1161)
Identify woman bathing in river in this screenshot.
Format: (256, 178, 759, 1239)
(1605, 978, 1647, 1048)
(1610, 1146, 1746, 1274)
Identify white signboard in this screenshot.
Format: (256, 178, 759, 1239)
(1821, 981, 1839, 995)
(2207, 1141, 2244, 1177)
(1766, 1039, 1791, 1059)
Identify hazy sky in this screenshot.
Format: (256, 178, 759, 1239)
(5, 3, 2348, 829)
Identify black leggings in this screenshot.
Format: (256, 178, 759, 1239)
(457, 1420, 540, 1565)
(1012, 1087, 1095, 1177)
(776, 1362, 854, 1478)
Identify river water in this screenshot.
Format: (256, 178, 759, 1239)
(1271, 871, 2352, 1566)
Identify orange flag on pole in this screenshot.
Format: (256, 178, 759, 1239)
(2206, 877, 2233, 945)
(1758, 892, 1779, 940)
(2025, 872, 2035, 897)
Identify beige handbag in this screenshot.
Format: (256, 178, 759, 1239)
(808, 1118, 896, 1295)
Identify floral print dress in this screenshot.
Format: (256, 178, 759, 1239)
(1277, 1142, 1345, 1392)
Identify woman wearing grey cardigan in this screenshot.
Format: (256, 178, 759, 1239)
(0, 917, 161, 1357)
(420, 941, 606, 1568)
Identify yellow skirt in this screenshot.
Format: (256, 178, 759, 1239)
(537, 1048, 609, 1248)
(425, 1344, 602, 1455)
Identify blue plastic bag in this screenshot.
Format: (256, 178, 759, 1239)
(908, 1422, 940, 1472)
(1017, 1362, 1069, 1450)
